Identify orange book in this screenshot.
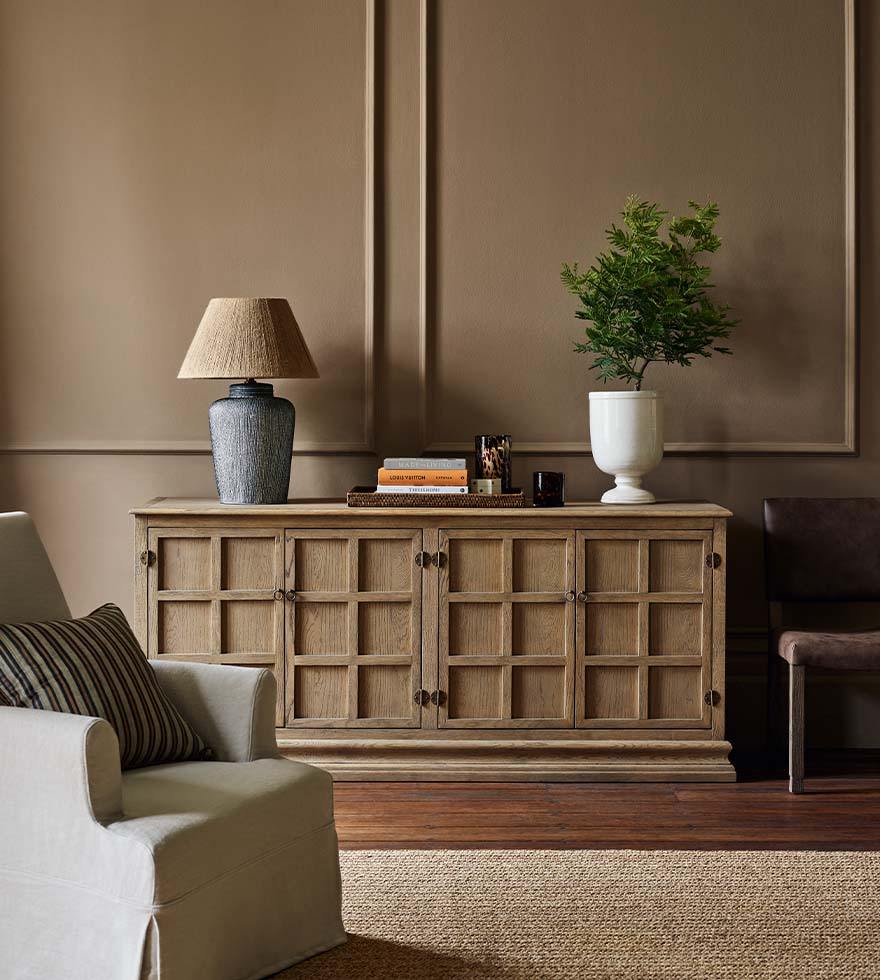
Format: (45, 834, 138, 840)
(377, 467, 468, 486)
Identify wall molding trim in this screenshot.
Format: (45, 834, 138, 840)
(425, 440, 858, 458)
(0, 440, 374, 457)
(0, 0, 858, 460)
(0, 0, 378, 459)
(418, 0, 857, 457)
(361, 0, 377, 456)
(418, 0, 430, 456)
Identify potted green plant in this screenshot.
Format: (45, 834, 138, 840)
(562, 196, 736, 503)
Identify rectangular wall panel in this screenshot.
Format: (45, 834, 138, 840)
(0, 0, 372, 451)
(423, 0, 853, 453)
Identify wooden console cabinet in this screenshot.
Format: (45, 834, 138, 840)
(132, 498, 734, 781)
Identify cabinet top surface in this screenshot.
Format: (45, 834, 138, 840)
(132, 497, 732, 518)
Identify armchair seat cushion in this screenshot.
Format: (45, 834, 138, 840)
(109, 757, 335, 906)
(778, 629, 880, 669)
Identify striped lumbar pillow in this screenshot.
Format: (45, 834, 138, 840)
(0, 603, 209, 769)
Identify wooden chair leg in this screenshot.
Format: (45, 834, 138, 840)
(789, 663, 805, 793)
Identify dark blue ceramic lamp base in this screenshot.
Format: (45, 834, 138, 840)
(208, 381, 294, 504)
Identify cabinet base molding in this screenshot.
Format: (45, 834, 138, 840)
(277, 736, 736, 782)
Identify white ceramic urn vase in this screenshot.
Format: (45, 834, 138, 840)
(589, 390, 663, 504)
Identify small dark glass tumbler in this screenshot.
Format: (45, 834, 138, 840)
(475, 435, 512, 492)
(533, 471, 565, 507)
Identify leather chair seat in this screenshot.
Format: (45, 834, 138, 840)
(778, 629, 880, 669)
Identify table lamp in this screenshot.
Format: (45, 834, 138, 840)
(179, 297, 319, 504)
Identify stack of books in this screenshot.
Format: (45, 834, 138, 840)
(376, 458, 468, 495)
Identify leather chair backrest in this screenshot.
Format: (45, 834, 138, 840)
(764, 498, 880, 601)
(0, 512, 71, 623)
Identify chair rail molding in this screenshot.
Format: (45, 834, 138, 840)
(0, 0, 378, 459)
(417, 0, 857, 457)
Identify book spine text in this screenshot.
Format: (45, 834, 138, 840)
(383, 458, 466, 470)
(378, 468, 468, 486)
(375, 484, 469, 494)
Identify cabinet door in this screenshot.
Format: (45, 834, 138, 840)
(437, 530, 575, 728)
(284, 529, 423, 728)
(147, 528, 285, 724)
(576, 530, 712, 729)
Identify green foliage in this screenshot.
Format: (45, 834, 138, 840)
(561, 196, 736, 390)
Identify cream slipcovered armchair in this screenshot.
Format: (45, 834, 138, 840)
(0, 512, 346, 980)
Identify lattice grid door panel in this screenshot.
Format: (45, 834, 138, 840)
(576, 531, 712, 728)
(147, 528, 285, 723)
(576, 531, 712, 729)
(284, 529, 423, 728)
(438, 530, 575, 728)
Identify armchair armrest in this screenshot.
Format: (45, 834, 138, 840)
(0, 706, 122, 825)
(150, 661, 279, 762)
(0, 706, 124, 882)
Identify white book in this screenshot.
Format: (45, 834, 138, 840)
(383, 457, 467, 470)
(375, 484, 469, 494)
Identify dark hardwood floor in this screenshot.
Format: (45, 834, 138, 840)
(334, 754, 880, 851)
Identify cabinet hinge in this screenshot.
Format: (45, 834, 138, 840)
(140, 550, 156, 567)
(415, 551, 431, 568)
(705, 552, 721, 569)
(431, 551, 446, 568)
(430, 689, 446, 706)
(413, 689, 430, 706)
(704, 689, 720, 707)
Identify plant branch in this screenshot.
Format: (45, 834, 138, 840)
(562, 197, 736, 390)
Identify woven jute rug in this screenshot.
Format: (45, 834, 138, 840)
(280, 849, 880, 979)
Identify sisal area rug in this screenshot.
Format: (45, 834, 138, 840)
(279, 849, 880, 979)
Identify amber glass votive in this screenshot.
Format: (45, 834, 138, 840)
(533, 471, 565, 507)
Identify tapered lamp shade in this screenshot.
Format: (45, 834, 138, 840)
(178, 298, 319, 380)
(178, 298, 319, 505)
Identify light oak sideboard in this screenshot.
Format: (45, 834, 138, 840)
(132, 498, 734, 781)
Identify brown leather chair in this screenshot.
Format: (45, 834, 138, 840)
(764, 498, 880, 793)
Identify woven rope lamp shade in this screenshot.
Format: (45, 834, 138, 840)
(178, 298, 319, 380)
(179, 298, 319, 504)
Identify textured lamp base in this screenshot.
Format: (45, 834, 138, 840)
(208, 382, 294, 504)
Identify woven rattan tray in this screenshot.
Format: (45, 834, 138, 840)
(347, 486, 526, 508)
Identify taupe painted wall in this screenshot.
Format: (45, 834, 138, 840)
(1, 0, 877, 748)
